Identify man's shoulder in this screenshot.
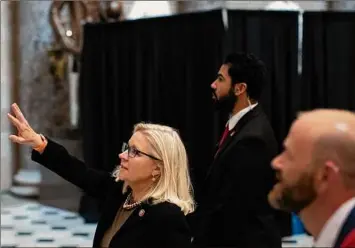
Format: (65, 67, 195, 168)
(239, 113, 275, 141)
(249, 107, 273, 128)
(231, 111, 278, 154)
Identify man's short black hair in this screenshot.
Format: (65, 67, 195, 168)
(224, 52, 267, 101)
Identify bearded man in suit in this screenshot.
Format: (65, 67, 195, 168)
(188, 52, 281, 248)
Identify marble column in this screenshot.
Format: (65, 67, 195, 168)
(18, 1, 53, 173)
(1, 1, 14, 191)
(11, 1, 83, 208)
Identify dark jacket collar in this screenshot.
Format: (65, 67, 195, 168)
(93, 185, 156, 246)
(214, 104, 262, 159)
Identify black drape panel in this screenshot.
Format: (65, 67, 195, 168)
(226, 10, 300, 148)
(302, 12, 355, 111)
(79, 10, 226, 221)
(226, 10, 300, 237)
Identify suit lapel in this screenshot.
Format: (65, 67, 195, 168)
(93, 184, 127, 247)
(205, 105, 261, 180)
(213, 124, 237, 159)
(97, 196, 152, 245)
(116, 203, 148, 234)
(214, 105, 261, 160)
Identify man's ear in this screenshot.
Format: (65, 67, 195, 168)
(234, 83, 247, 95)
(315, 160, 339, 193)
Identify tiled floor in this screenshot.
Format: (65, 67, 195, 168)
(1, 201, 97, 247)
(1, 194, 313, 248)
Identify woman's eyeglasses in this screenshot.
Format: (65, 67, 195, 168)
(121, 142, 161, 161)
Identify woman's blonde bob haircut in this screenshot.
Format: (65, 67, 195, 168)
(112, 122, 195, 215)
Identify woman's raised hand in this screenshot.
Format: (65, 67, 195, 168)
(7, 103, 43, 148)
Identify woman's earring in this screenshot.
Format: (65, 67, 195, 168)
(152, 170, 159, 182)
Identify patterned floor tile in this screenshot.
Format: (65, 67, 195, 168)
(1, 203, 97, 247)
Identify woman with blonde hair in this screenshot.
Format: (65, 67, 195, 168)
(8, 103, 195, 247)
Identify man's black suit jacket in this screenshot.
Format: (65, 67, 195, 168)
(31, 139, 192, 248)
(188, 104, 281, 248)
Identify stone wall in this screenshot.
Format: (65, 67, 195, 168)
(15, 1, 82, 210)
(225, 1, 327, 10)
(334, 0, 355, 11)
(122, 1, 177, 19)
(18, 1, 73, 170)
(177, 1, 223, 13)
(1, 1, 14, 190)
(177, 1, 329, 11)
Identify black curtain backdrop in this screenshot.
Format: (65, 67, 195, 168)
(78, 10, 226, 221)
(225, 10, 300, 237)
(301, 12, 355, 111)
(226, 10, 300, 148)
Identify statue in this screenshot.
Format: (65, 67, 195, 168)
(100, 1, 124, 22)
(48, 0, 124, 129)
(49, 0, 124, 55)
(49, 1, 89, 56)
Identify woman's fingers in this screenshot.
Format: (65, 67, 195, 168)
(7, 113, 22, 130)
(11, 103, 28, 125)
(20, 128, 39, 140)
(9, 135, 28, 144)
(8, 103, 38, 147)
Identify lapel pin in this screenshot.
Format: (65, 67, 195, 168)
(230, 131, 235, 136)
(138, 209, 145, 217)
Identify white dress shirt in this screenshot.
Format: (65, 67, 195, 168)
(314, 197, 355, 247)
(227, 103, 258, 131)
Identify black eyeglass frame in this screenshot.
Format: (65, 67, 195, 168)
(122, 142, 161, 161)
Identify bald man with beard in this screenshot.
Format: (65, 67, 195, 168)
(268, 109, 355, 248)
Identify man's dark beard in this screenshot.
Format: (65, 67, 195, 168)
(275, 171, 317, 214)
(212, 88, 237, 113)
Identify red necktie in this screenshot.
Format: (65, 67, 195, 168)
(218, 126, 230, 148)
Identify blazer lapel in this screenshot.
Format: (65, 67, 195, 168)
(205, 105, 261, 180)
(214, 105, 261, 160)
(214, 125, 238, 159)
(102, 199, 151, 245)
(116, 203, 148, 234)
(93, 185, 127, 247)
